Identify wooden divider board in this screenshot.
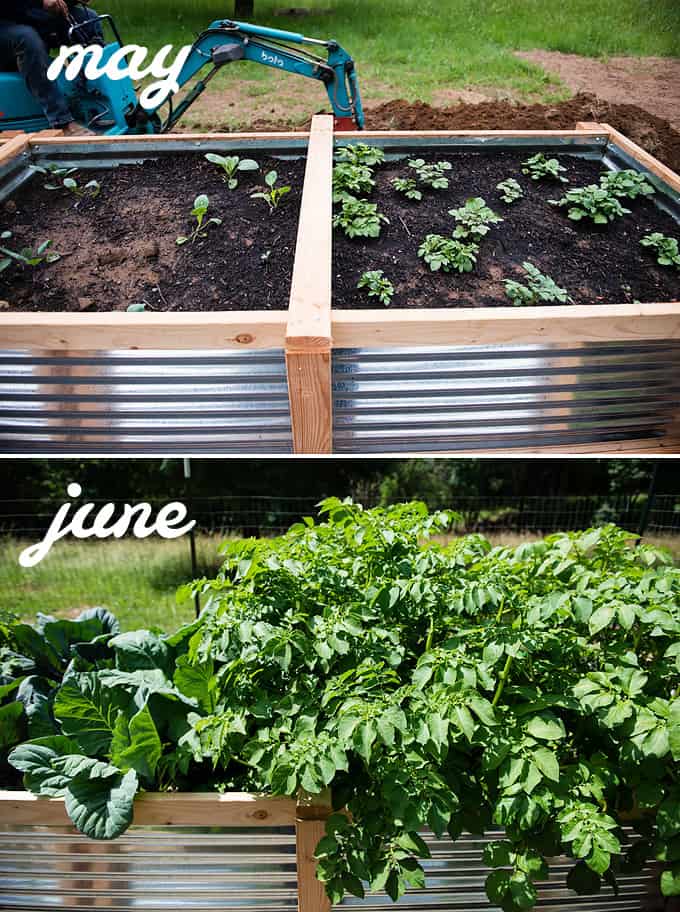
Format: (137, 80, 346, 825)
(286, 114, 334, 454)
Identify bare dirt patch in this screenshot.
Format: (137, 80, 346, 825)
(0, 154, 305, 312)
(516, 52, 680, 129)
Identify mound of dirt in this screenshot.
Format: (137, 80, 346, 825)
(362, 93, 680, 174)
(248, 92, 680, 174)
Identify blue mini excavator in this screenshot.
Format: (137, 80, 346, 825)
(0, 13, 364, 134)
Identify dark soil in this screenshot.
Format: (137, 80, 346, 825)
(0, 154, 305, 312)
(333, 152, 680, 309)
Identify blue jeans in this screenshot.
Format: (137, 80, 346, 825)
(0, 7, 103, 128)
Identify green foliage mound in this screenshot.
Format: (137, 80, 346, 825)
(4, 500, 680, 908)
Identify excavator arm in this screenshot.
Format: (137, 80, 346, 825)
(135, 19, 364, 132)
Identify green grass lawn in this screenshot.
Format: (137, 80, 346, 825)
(93, 0, 680, 125)
(0, 534, 227, 632)
(3, 530, 678, 633)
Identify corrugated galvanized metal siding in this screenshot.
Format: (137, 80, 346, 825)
(337, 829, 665, 911)
(0, 825, 298, 910)
(332, 341, 680, 453)
(0, 348, 292, 454)
(0, 825, 665, 911)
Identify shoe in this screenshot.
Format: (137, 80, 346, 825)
(61, 122, 97, 137)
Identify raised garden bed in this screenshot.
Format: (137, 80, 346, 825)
(0, 120, 678, 454)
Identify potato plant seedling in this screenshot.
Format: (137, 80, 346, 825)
(417, 234, 478, 273)
(392, 177, 422, 201)
(496, 178, 524, 204)
(522, 153, 568, 183)
(449, 197, 503, 241)
(503, 261, 572, 305)
(334, 198, 390, 239)
(336, 144, 386, 168)
(408, 158, 452, 190)
(357, 269, 395, 305)
(640, 233, 680, 268)
(333, 162, 376, 204)
(550, 185, 631, 224)
(599, 169, 655, 201)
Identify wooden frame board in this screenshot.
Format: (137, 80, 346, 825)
(0, 789, 331, 912)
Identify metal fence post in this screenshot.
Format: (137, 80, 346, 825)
(183, 458, 200, 618)
(636, 461, 659, 545)
(296, 791, 332, 912)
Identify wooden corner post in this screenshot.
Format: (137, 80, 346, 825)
(296, 791, 332, 912)
(286, 115, 334, 454)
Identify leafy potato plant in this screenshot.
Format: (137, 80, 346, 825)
(333, 162, 376, 204)
(550, 186, 630, 225)
(640, 233, 680, 268)
(504, 262, 572, 306)
(522, 153, 568, 184)
(5, 502, 680, 910)
(357, 269, 395, 305)
(449, 197, 503, 240)
(333, 199, 389, 239)
(417, 234, 478, 273)
(336, 144, 386, 168)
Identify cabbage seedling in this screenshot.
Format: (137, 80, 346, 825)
(251, 171, 291, 212)
(176, 194, 222, 246)
(504, 262, 572, 305)
(357, 269, 395, 305)
(640, 233, 680, 268)
(0, 230, 61, 272)
(205, 153, 259, 189)
(417, 234, 478, 273)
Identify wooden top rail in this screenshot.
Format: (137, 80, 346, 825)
(0, 311, 290, 351)
(331, 302, 680, 348)
(0, 790, 298, 828)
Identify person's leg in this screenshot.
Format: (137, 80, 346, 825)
(0, 22, 74, 127)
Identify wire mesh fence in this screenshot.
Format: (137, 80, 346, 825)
(1, 492, 678, 628)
